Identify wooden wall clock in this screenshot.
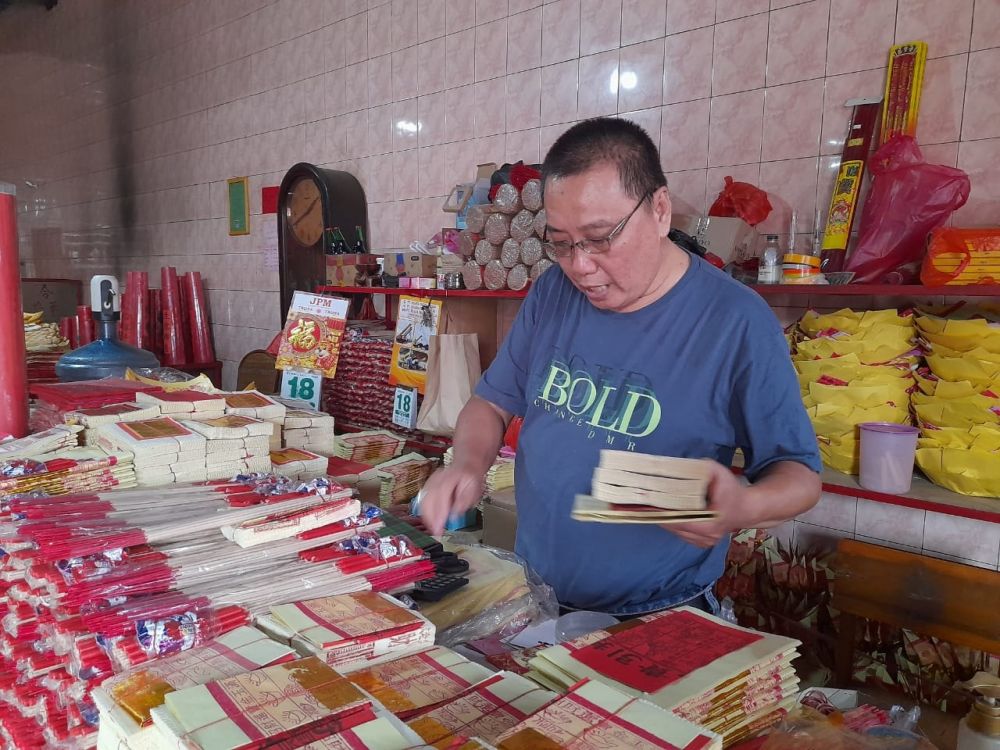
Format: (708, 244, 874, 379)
(277, 162, 368, 319)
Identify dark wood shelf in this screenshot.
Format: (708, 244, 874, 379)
(316, 285, 528, 299)
(751, 284, 1000, 297)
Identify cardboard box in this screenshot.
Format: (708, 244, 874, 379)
(481, 488, 517, 552)
(379, 252, 439, 278)
(325, 253, 379, 286)
(671, 215, 757, 263)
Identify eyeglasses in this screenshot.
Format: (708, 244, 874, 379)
(541, 191, 651, 259)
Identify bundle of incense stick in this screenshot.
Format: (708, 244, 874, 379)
(183, 415, 273, 480)
(0, 447, 136, 497)
(333, 430, 406, 465)
(283, 407, 336, 454)
(377, 452, 435, 508)
(572, 450, 717, 524)
(258, 592, 435, 672)
(63, 400, 161, 446)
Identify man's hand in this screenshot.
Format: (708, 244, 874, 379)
(418, 463, 486, 536)
(666, 460, 749, 548)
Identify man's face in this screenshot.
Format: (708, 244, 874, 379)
(543, 162, 672, 313)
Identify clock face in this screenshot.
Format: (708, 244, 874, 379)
(286, 177, 324, 247)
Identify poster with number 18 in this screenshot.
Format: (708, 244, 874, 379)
(275, 291, 350, 378)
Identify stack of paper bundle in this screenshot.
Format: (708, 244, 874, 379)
(495, 678, 722, 749)
(97, 417, 208, 486)
(23, 312, 69, 386)
(64, 401, 161, 446)
(269, 447, 329, 480)
(258, 592, 434, 671)
(0, 446, 137, 496)
(0, 425, 83, 459)
(377, 452, 435, 507)
(344, 645, 494, 718)
(92, 625, 298, 749)
(28, 378, 159, 431)
(526, 606, 800, 746)
(444, 446, 514, 492)
(572, 450, 716, 524)
(327, 456, 379, 486)
(913, 312, 1000, 496)
(221, 391, 287, 450)
(134, 388, 227, 419)
(183, 415, 273, 480)
(333, 429, 406, 465)
(148, 656, 377, 749)
(283, 407, 336, 454)
(793, 308, 916, 475)
(405, 669, 555, 747)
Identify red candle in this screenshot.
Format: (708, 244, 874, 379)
(184, 271, 215, 364)
(76, 305, 93, 346)
(161, 266, 184, 366)
(150, 288, 163, 360)
(0, 187, 28, 437)
(134, 271, 150, 352)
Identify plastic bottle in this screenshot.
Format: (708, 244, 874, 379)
(757, 235, 781, 285)
(958, 685, 1000, 750)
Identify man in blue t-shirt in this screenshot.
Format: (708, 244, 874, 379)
(420, 118, 822, 616)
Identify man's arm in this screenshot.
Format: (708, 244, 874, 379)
(669, 460, 821, 548)
(418, 396, 512, 535)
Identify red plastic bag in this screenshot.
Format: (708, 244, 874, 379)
(845, 136, 970, 283)
(708, 176, 773, 226)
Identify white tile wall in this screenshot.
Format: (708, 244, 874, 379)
(4, 0, 1000, 386)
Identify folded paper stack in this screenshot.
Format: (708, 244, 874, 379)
(527, 606, 799, 746)
(269, 447, 329, 480)
(135, 388, 227, 420)
(283, 407, 337, 454)
(64, 401, 162, 446)
(445, 447, 514, 492)
(495, 678, 722, 750)
(259, 592, 435, 672)
(345, 645, 493, 719)
(97, 417, 208, 486)
(406, 670, 555, 747)
(221, 391, 287, 450)
(92, 625, 297, 748)
(333, 430, 406, 465)
(150, 656, 376, 750)
(377, 452, 435, 507)
(572, 450, 716, 524)
(183, 415, 274, 480)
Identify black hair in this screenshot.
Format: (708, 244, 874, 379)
(541, 117, 668, 202)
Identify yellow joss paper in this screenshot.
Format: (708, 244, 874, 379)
(925, 354, 1000, 385)
(916, 447, 1000, 497)
(918, 423, 1000, 452)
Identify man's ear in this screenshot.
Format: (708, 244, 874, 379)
(652, 186, 672, 239)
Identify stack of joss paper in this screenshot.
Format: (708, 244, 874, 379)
(793, 308, 916, 474)
(445, 446, 515, 492)
(377, 452, 435, 508)
(221, 391, 287, 450)
(97, 417, 208, 486)
(571, 450, 716, 524)
(135, 388, 227, 420)
(333, 430, 406, 465)
(269, 447, 329, 480)
(64, 401, 161, 445)
(183, 415, 273, 481)
(0, 425, 83, 459)
(148, 656, 377, 749)
(494, 678, 722, 750)
(258, 592, 435, 672)
(28, 378, 159, 431)
(526, 606, 800, 746)
(283, 407, 336, 454)
(912, 311, 1000, 496)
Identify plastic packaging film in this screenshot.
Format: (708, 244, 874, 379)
(483, 259, 508, 290)
(501, 239, 521, 268)
(462, 260, 484, 290)
(530, 258, 554, 280)
(509, 209, 536, 242)
(465, 204, 487, 233)
(507, 263, 529, 291)
(492, 183, 523, 215)
(533, 208, 547, 238)
(474, 239, 500, 265)
(484, 212, 511, 245)
(458, 230, 480, 257)
(521, 179, 543, 211)
(520, 236, 543, 266)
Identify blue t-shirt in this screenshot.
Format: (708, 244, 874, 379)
(475, 255, 821, 614)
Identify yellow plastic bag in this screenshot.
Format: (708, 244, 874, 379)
(916, 447, 1000, 497)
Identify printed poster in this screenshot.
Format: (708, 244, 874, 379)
(389, 295, 442, 394)
(275, 291, 350, 378)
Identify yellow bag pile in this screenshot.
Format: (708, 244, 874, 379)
(913, 314, 1000, 496)
(793, 309, 916, 475)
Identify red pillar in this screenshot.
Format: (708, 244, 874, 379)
(0, 185, 28, 438)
